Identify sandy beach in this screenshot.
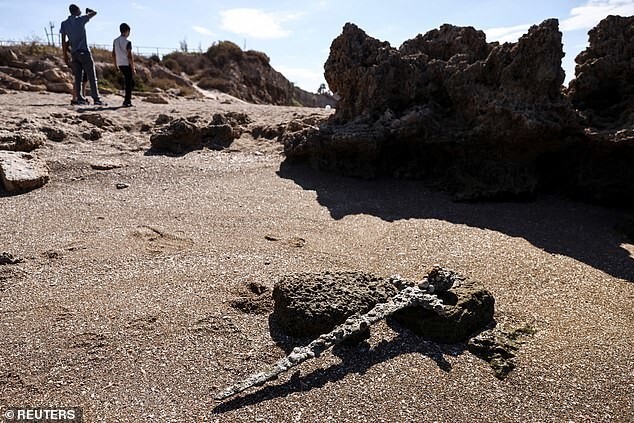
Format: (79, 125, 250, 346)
(1, 91, 633, 422)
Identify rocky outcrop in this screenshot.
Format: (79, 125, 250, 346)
(567, 15, 634, 128)
(283, 17, 634, 206)
(163, 43, 337, 107)
(284, 20, 581, 200)
(560, 15, 634, 206)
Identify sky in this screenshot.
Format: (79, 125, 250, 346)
(0, 0, 633, 93)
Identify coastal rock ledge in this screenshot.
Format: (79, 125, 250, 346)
(283, 17, 634, 206)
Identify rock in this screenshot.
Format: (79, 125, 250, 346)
(0, 130, 46, 152)
(568, 15, 634, 128)
(78, 113, 117, 129)
(45, 81, 72, 94)
(41, 68, 70, 84)
(143, 94, 169, 104)
(155, 114, 173, 125)
(116, 182, 129, 189)
(91, 161, 123, 171)
(149, 118, 203, 153)
(82, 128, 102, 141)
(0, 151, 49, 192)
(0, 71, 45, 91)
(467, 325, 536, 379)
(272, 271, 399, 337)
(0, 252, 23, 265)
(40, 126, 67, 142)
(391, 281, 495, 343)
(201, 124, 236, 149)
(273, 268, 495, 344)
(149, 114, 244, 153)
(0, 88, 7, 94)
(284, 20, 581, 200)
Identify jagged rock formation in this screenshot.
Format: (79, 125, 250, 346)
(285, 20, 582, 199)
(560, 15, 634, 205)
(283, 17, 634, 205)
(567, 15, 634, 128)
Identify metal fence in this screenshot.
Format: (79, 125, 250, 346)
(0, 40, 179, 58)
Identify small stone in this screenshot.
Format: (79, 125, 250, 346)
(116, 183, 129, 189)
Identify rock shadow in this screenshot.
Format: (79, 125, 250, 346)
(213, 322, 464, 414)
(277, 161, 634, 282)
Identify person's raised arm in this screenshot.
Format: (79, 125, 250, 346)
(84, 8, 97, 21)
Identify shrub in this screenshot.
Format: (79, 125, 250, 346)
(206, 41, 243, 66)
(246, 50, 270, 65)
(162, 52, 207, 75)
(197, 76, 231, 92)
(162, 58, 180, 73)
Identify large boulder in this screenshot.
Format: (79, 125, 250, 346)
(0, 151, 49, 192)
(284, 20, 581, 200)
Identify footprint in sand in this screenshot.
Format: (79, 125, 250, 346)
(132, 225, 194, 253)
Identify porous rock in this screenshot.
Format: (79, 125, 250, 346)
(272, 271, 399, 337)
(150, 118, 203, 153)
(272, 270, 495, 341)
(284, 20, 581, 200)
(0, 130, 46, 152)
(567, 15, 634, 128)
(391, 281, 495, 343)
(0, 151, 49, 192)
(150, 114, 243, 153)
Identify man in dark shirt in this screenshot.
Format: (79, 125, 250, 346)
(60, 4, 105, 105)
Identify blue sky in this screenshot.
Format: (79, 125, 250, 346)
(0, 0, 632, 92)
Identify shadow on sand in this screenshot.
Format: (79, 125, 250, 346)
(276, 161, 634, 282)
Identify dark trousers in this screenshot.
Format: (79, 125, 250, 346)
(71, 50, 100, 102)
(119, 65, 134, 103)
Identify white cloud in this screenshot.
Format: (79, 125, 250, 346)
(131, 2, 146, 10)
(220, 8, 303, 39)
(193, 26, 215, 36)
(561, 0, 634, 31)
(484, 23, 531, 43)
(485, 0, 634, 43)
